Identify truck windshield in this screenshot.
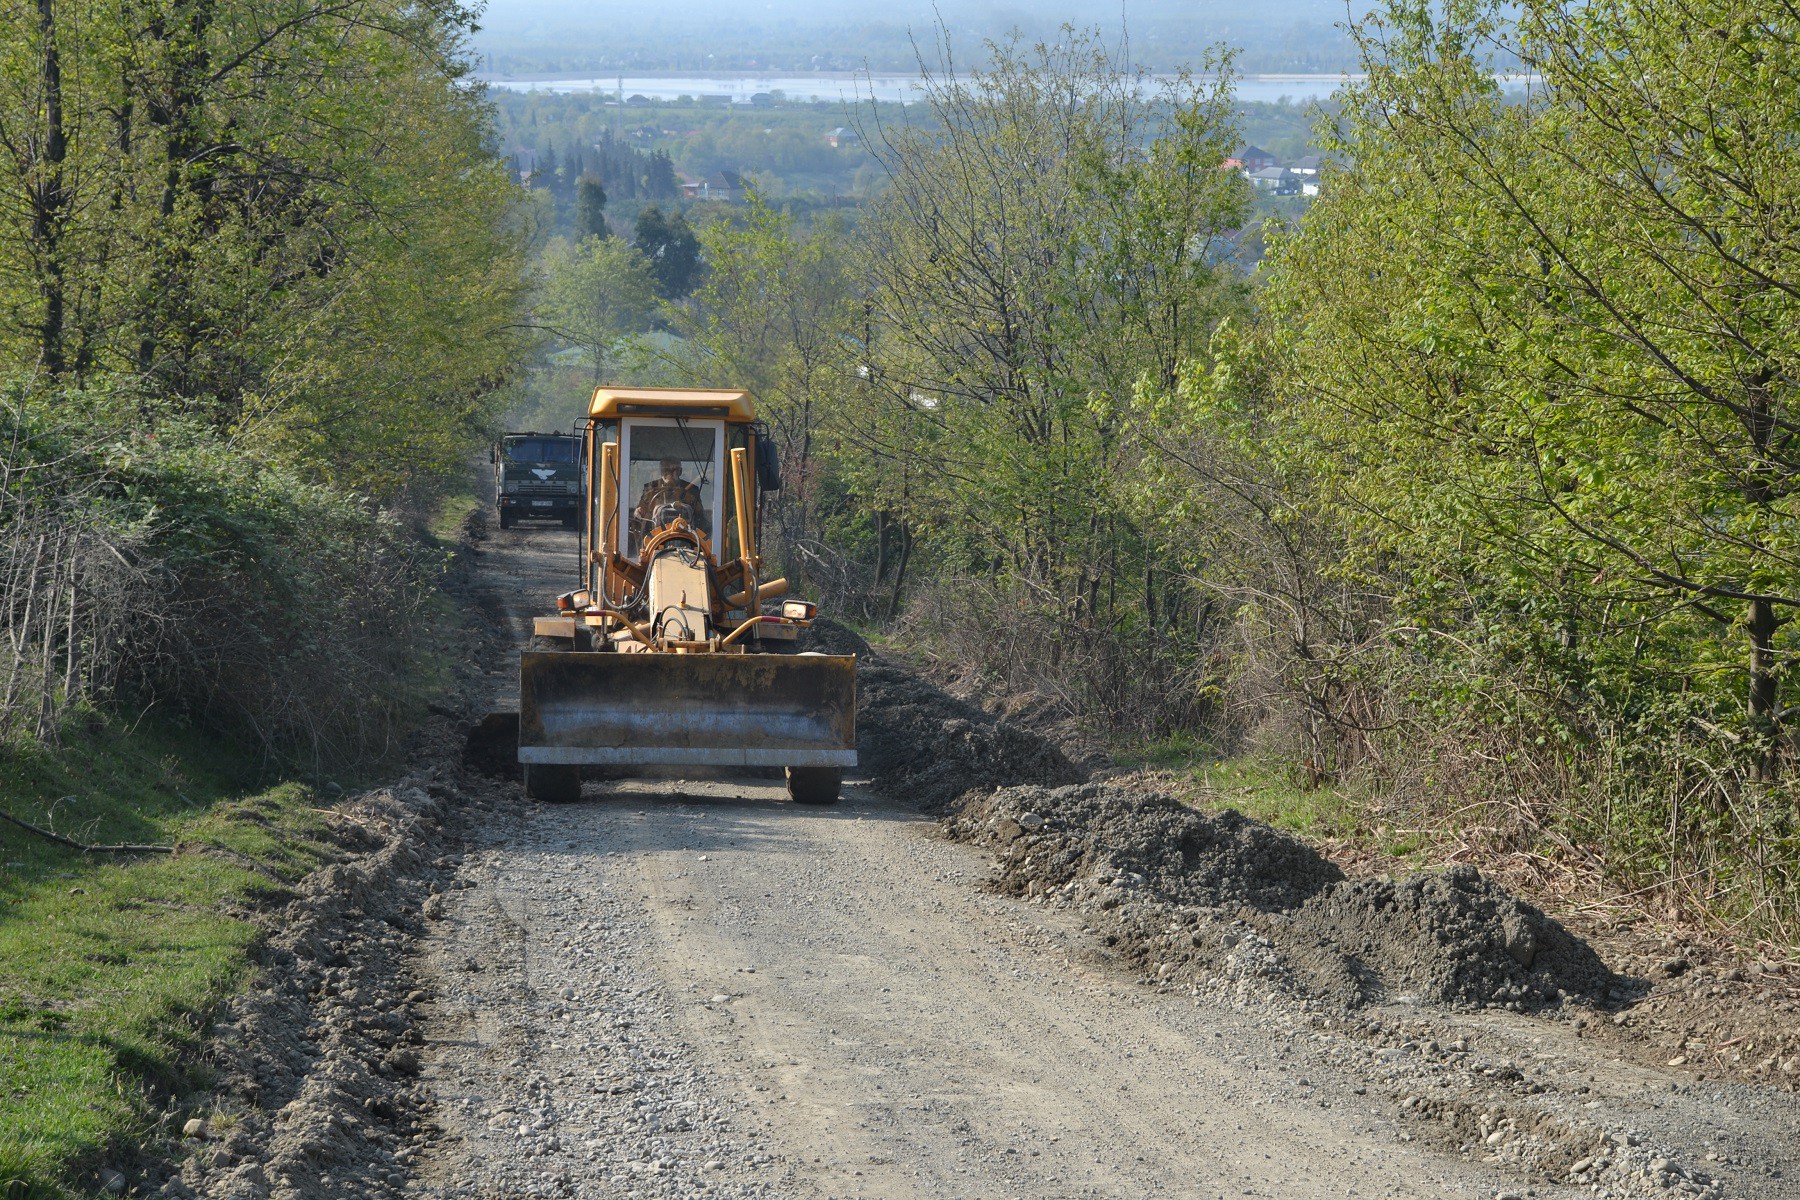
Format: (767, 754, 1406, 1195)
(504, 438, 575, 464)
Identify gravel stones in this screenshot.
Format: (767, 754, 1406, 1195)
(405, 798, 791, 1200)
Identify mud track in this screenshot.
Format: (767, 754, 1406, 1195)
(165, 517, 1799, 1200)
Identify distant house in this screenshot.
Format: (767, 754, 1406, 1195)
(699, 94, 732, 108)
(1224, 144, 1277, 174)
(680, 169, 745, 201)
(1291, 154, 1324, 176)
(1248, 167, 1300, 195)
(750, 92, 775, 108)
(825, 126, 860, 149)
(625, 94, 652, 106)
(1302, 179, 1322, 198)
(509, 147, 538, 184)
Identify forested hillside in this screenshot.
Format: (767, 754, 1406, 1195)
(658, 0, 1799, 942)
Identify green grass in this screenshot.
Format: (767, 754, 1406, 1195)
(1118, 734, 1431, 861)
(426, 488, 482, 543)
(0, 715, 350, 1198)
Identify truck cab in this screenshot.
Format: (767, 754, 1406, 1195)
(494, 431, 582, 529)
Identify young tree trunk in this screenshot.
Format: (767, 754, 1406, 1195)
(63, 564, 79, 705)
(885, 524, 912, 621)
(33, 0, 69, 377)
(1747, 596, 1780, 782)
(873, 511, 888, 583)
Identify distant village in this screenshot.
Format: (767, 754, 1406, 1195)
(503, 114, 1323, 213)
(1225, 145, 1325, 197)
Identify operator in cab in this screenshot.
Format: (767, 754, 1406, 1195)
(635, 457, 706, 533)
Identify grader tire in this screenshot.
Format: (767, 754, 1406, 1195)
(785, 766, 841, 806)
(524, 763, 581, 804)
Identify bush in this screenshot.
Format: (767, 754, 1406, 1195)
(1, 386, 444, 771)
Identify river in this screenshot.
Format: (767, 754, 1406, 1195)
(481, 71, 1355, 106)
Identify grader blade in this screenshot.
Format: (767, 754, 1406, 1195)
(518, 652, 857, 768)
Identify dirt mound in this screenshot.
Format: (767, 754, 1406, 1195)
(462, 711, 521, 779)
(956, 782, 1343, 910)
(1299, 866, 1613, 1009)
(800, 620, 1082, 810)
(855, 662, 1082, 810)
(800, 619, 873, 657)
(948, 781, 1617, 1011)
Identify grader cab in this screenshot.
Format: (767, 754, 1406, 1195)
(516, 387, 856, 804)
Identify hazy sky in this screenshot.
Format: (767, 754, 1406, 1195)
(468, 0, 1363, 77)
(474, 0, 1354, 37)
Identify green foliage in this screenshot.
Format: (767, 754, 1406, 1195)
(1184, 0, 1800, 934)
(3, 389, 448, 770)
(1266, 0, 1800, 752)
(847, 31, 1248, 571)
(575, 174, 610, 240)
(667, 193, 861, 592)
(632, 206, 703, 300)
(537, 237, 658, 383)
(0, 0, 530, 502)
(826, 30, 1251, 725)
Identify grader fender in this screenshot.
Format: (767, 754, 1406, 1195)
(518, 652, 857, 768)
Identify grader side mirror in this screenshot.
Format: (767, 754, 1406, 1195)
(755, 438, 782, 492)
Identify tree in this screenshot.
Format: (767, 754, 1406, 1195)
(0, 0, 532, 498)
(539, 236, 657, 383)
(1261, 0, 1800, 776)
(646, 150, 681, 200)
(845, 29, 1248, 644)
(575, 173, 609, 239)
(670, 195, 859, 587)
(633, 205, 702, 299)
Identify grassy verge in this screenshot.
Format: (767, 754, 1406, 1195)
(1117, 735, 1433, 863)
(0, 714, 354, 1198)
(426, 487, 482, 544)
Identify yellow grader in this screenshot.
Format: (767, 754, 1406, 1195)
(516, 386, 857, 804)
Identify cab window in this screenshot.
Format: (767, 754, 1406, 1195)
(623, 421, 721, 555)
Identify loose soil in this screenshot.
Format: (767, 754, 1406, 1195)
(944, 781, 1616, 1012)
(143, 516, 1798, 1200)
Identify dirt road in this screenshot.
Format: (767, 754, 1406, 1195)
(401, 522, 1799, 1200)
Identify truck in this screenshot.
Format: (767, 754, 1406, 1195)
(493, 431, 582, 529)
(515, 386, 857, 805)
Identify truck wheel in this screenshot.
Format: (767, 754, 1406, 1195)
(785, 767, 841, 805)
(498, 510, 515, 530)
(524, 763, 581, 804)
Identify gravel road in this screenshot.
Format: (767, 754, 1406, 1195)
(398, 522, 1800, 1200)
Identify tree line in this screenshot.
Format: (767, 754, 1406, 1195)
(0, 0, 529, 765)
(670, 2, 1800, 938)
